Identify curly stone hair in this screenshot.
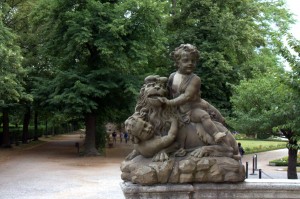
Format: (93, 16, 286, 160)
(170, 44, 200, 68)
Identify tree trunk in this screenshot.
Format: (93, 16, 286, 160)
(22, 106, 31, 144)
(33, 111, 38, 141)
(45, 119, 48, 137)
(287, 140, 298, 179)
(2, 108, 11, 147)
(84, 112, 100, 156)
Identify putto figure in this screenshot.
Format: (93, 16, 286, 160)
(159, 44, 227, 143)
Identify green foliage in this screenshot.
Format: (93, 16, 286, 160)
(29, 0, 168, 121)
(166, 0, 295, 111)
(228, 71, 299, 135)
(0, 6, 32, 108)
(238, 140, 287, 154)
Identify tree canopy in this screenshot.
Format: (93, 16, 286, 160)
(228, 69, 300, 179)
(1, 0, 299, 155)
(0, 6, 31, 107)
(166, 0, 294, 111)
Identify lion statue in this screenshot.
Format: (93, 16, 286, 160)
(125, 75, 241, 162)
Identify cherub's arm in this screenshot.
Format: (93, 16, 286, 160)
(152, 118, 179, 161)
(125, 149, 140, 161)
(159, 117, 178, 147)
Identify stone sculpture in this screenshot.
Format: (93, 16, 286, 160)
(121, 44, 245, 185)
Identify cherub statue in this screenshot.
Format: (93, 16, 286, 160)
(124, 115, 179, 162)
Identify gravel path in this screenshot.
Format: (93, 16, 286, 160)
(243, 148, 300, 179)
(0, 133, 298, 199)
(0, 133, 131, 199)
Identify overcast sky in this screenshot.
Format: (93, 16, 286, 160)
(286, 0, 300, 39)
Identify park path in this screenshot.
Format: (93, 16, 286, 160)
(243, 148, 300, 179)
(0, 133, 132, 199)
(0, 133, 298, 199)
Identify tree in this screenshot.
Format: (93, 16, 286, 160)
(1, 0, 38, 144)
(166, 0, 294, 112)
(0, 4, 32, 147)
(228, 71, 299, 179)
(30, 0, 168, 155)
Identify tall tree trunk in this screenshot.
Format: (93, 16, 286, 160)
(287, 139, 298, 179)
(22, 106, 31, 144)
(2, 108, 11, 147)
(84, 112, 99, 156)
(33, 111, 38, 141)
(45, 119, 48, 137)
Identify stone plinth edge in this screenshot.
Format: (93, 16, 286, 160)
(120, 179, 300, 199)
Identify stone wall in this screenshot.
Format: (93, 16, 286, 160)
(121, 179, 300, 199)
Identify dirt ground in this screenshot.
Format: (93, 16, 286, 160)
(0, 132, 298, 199)
(0, 132, 132, 199)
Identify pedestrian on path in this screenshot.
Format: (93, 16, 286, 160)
(124, 132, 129, 143)
(238, 142, 245, 162)
(120, 132, 123, 143)
(112, 131, 117, 144)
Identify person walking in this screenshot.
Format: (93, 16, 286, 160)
(124, 132, 129, 143)
(112, 131, 117, 144)
(238, 142, 245, 162)
(120, 132, 124, 143)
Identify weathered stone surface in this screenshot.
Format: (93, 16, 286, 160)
(149, 159, 174, 183)
(179, 159, 196, 173)
(131, 166, 157, 185)
(179, 173, 194, 183)
(120, 154, 245, 185)
(196, 158, 211, 170)
(121, 182, 194, 199)
(168, 161, 180, 183)
(121, 179, 300, 199)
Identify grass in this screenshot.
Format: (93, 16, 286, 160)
(237, 140, 287, 154)
(269, 153, 300, 166)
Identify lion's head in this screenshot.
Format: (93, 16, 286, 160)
(135, 75, 168, 112)
(133, 75, 172, 135)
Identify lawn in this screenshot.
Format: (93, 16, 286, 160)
(237, 140, 287, 154)
(269, 154, 300, 166)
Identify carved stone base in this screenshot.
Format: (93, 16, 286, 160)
(121, 155, 245, 185)
(120, 179, 300, 199)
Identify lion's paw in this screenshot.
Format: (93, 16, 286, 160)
(174, 148, 187, 157)
(191, 148, 209, 158)
(152, 151, 169, 162)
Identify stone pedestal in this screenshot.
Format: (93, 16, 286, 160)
(120, 179, 300, 199)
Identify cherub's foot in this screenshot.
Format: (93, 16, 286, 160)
(214, 131, 226, 142)
(174, 148, 187, 157)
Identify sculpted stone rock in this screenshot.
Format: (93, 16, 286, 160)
(121, 44, 245, 185)
(121, 155, 245, 185)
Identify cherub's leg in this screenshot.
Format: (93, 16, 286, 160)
(191, 109, 226, 142)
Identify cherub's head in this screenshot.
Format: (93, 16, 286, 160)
(171, 44, 200, 75)
(125, 115, 154, 143)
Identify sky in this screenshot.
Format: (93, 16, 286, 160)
(286, 0, 300, 40)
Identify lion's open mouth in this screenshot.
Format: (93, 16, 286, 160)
(147, 93, 163, 99)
